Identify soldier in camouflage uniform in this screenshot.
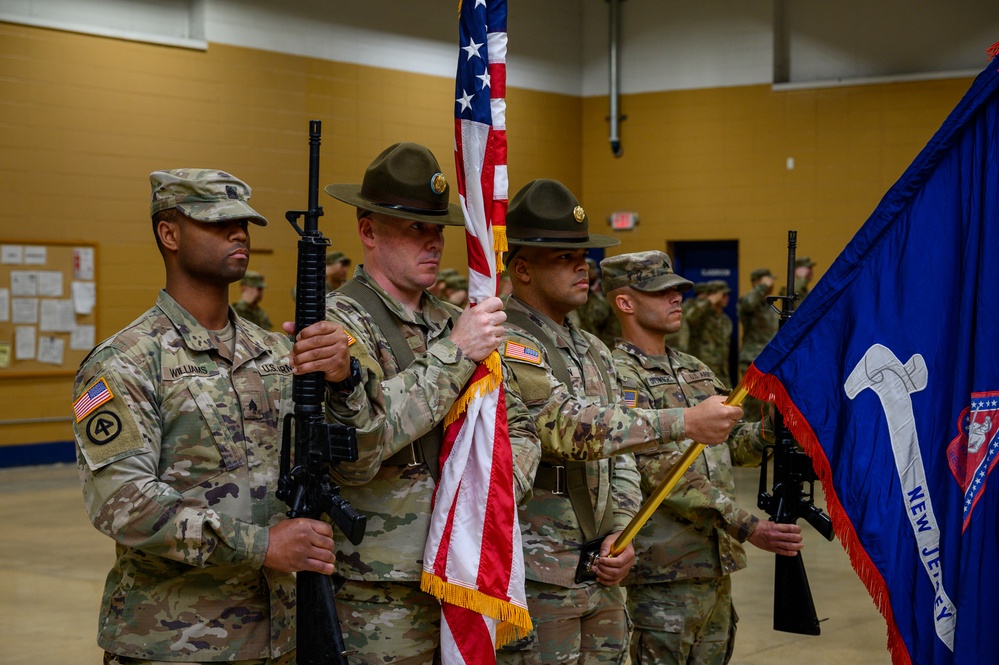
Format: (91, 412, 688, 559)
(325, 250, 351, 292)
(685, 280, 733, 388)
(601, 251, 804, 665)
(321, 143, 541, 664)
(73, 169, 353, 665)
(496, 180, 745, 665)
(570, 257, 621, 347)
(232, 270, 274, 330)
(737, 268, 777, 422)
(778, 256, 816, 302)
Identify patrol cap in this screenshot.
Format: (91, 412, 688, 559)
(600, 251, 693, 294)
(240, 270, 267, 288)
(326, 250, 349, 266)
(444, 274, 468, 290)
(693, 282, 709, 295)
(506, 179, 619, 250)
(795, 256, 816, 268)
(705, 279, 731, 295)
(750, 267, 773, 281)
(325, 143, 464, 226)
(149, 169, 268, 226)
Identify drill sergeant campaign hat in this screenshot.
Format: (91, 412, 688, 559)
(240, 270, 267, 288)
(324, 142, 465, 226)
(600, 250, 694, 294)
(149, 169, 268, 225)
(505, 179, 620, 252)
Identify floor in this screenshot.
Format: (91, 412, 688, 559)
(0, 463, 893, 664)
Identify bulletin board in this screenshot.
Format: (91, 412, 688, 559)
(0, 241, 98, 378)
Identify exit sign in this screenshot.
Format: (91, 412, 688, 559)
(610, 211, 638, 231)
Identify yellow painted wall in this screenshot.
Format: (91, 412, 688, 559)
(0, 22, 580, 447)
(0, 20, 977, 451)
(581, 78, 973, 286)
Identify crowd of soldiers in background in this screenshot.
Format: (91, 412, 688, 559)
(238, 249, 816, 422)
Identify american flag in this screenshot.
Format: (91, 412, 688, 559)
(73, 377, 113, 421)
(504, 341, 540, 365)
(420, 1, 530, 662)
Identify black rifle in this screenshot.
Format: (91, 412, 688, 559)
(277, 119, 366, 665)
(757, 230, 835, 635)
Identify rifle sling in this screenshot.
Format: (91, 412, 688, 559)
(338, 279, 442, 482)
(505, 310, 616, 541)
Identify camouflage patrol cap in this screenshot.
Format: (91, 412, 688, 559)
(437, 268, 459, 281)
(795, 256, 816, 268)
(149, 169, 268, 225)
(444, 274, 468, 290)
(600, 251, 694, 294)
(240, 270, 267, 288)
(693, 282, 709, 295)
(705, 279, 732, 295)
(326, 250, 349, 266)
(750, 267, 773, 281)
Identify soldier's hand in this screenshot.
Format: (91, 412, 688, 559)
(591, 533, 634, 586)
(683, 395, 743, 444)
(748, 520, 804, 557)
(448, 296, 507, 362)
(284, 320, 351, 382)
(265, 518, 336, 574)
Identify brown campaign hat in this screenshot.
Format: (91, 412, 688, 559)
(600, 251, 693, 294)
(506, 179, 619, 250)
(324, 143, 464, 226)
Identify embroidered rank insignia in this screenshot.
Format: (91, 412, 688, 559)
(73, 377, 114, 422)
(623, 389, 637, 408)
(504, 340, 542, 365)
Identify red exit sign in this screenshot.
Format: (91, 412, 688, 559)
(610, 211, 638, 230)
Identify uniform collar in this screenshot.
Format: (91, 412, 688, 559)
(156, 289, 272, 361)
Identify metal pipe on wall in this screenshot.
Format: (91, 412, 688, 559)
(608, 0, 625, 157)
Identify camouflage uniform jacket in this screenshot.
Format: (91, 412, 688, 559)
(73, 290, 295, 661)
(737, 281, 778, 368)
(613, 340, 770, 585)
(501, 297, 691, 588)
(326, 267, 540, 582)
(232, 299, 273, 331)
(686, 302, 733, 388)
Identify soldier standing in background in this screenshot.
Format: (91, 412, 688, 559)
(232, 269, 273, 330)
(601, 250, 803, 665)
(320, 143, 540, 663)
(686, 280, 733, 388)
(496, 179, 744, 665)
(570, 257, 621, 347)
(737, 268, 777, 421)
(325, 250, 351, 292)
(73, 168, 351, 664)
(779, 255, 816, 302)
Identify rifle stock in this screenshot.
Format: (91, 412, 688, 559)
(277, 120, 366, 665)
(758, 230, 835, 636)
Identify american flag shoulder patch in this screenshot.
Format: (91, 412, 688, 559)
(345, 331, 356, 346)
(73, 377, 114, 422)
(623, 389, 638, 408)
(504, 340, 542, 365)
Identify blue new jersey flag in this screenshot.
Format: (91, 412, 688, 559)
(745, 52, 999, 665)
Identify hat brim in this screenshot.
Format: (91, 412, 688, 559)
(179, 201, 267, 226)
(507, 233, 621, 250)
(633, 275, 695, 293)
(324, 184, 465, 226)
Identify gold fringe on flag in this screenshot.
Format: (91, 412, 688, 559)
(421, 571, 534, 647)
(494, 225, 508, 275)
(443, 351, 504, 427)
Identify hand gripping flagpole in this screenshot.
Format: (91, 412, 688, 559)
(574, 384, 748, 583)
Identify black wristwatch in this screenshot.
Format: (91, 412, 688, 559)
(328, 356, 362, 395)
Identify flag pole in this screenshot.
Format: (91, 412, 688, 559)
(606, 383, 749, 557)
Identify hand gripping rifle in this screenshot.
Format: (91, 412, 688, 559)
(757, 230, 835, 635)
(277, 120, 366, 665)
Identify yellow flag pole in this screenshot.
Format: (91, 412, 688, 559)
(607, 382, 749, 558)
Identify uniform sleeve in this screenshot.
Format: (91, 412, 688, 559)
(620, 357, 760, 542)
(501, 331, 686, 461)
(325, 302, 477, 485)
(74, 347, 269, 570)
(738, 281, 768, 319)
(501, 360, 542, 505)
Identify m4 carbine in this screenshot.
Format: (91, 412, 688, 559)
(757, 230, 835, 636)
(278, 120, 366, 665)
